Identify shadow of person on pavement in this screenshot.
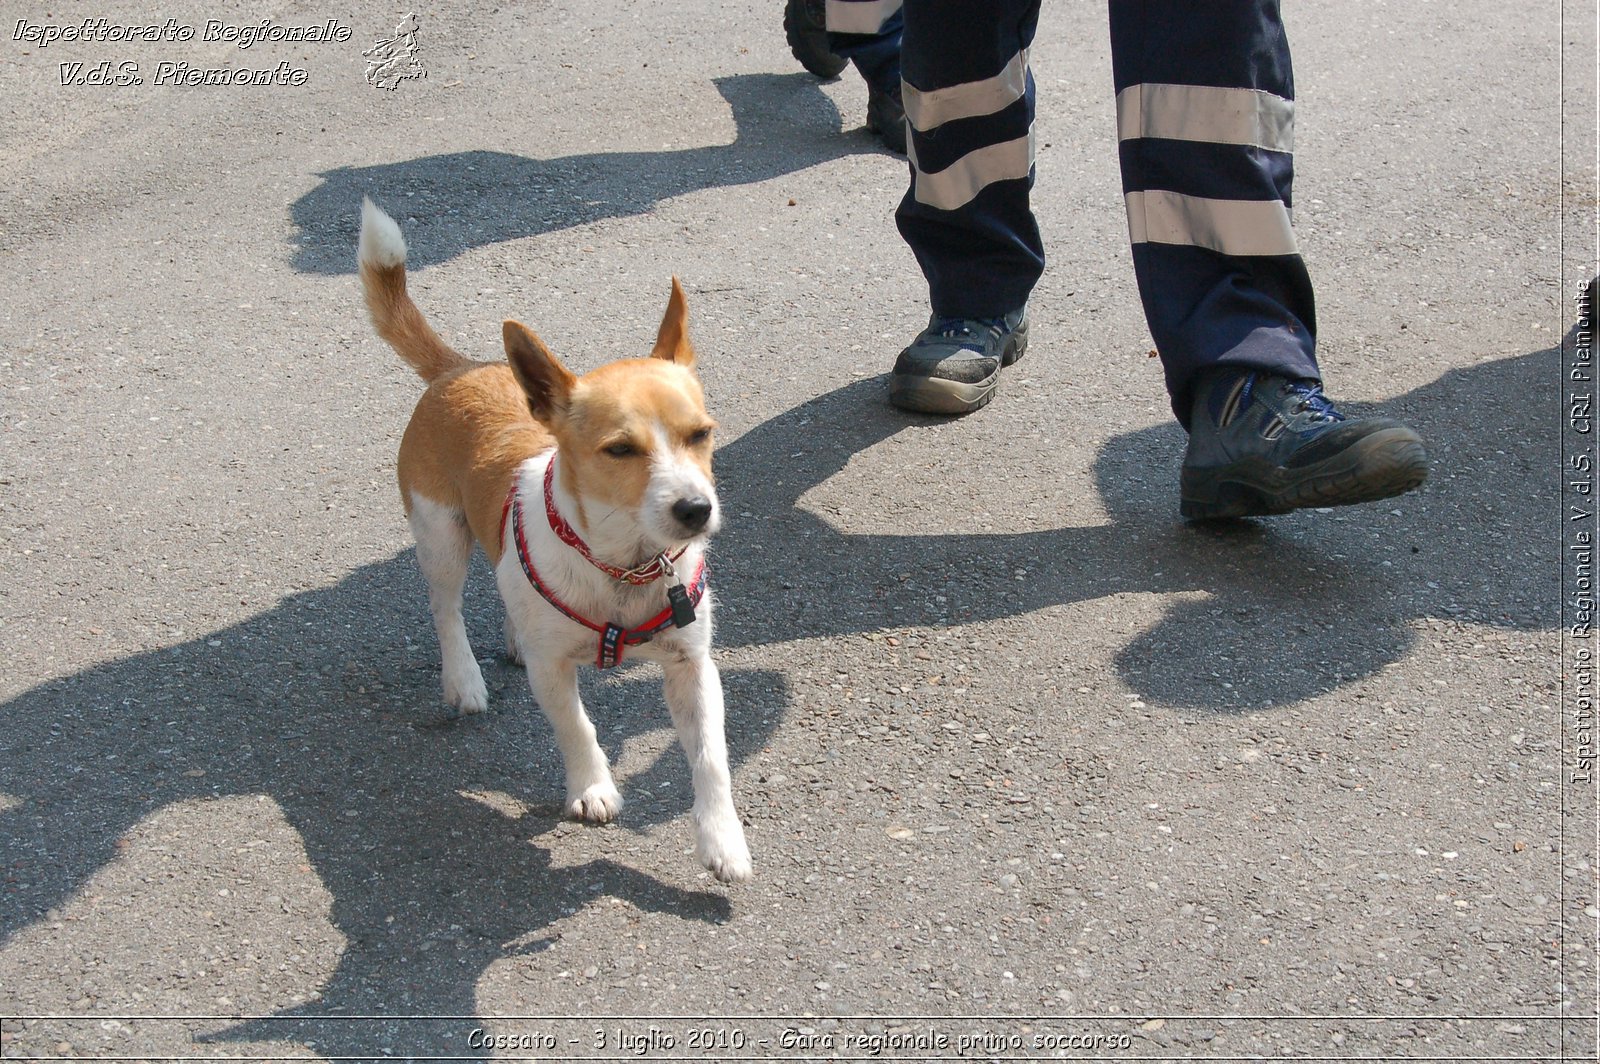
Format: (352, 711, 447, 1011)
(708, 343, 1556, 711)
(289, 73, 873, 275)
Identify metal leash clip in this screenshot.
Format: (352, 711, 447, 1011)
(662, 555, 697, 628)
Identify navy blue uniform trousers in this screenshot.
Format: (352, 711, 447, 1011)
(829, 0, 1321, 424)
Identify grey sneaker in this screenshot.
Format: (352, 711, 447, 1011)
(889, 309, 1028, 414)
(1180, 369, 1428, 520)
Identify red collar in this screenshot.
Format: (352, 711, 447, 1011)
(541, 458, 686, 584)
(500, 462, 708, 669)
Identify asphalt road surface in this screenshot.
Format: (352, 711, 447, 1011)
(1, 1, 1596, 1060)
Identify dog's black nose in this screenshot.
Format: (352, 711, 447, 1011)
(672, 496, 713, 532)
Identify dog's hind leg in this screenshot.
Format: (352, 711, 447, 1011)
(502, 609, 525, 665)
(409, 495, 489, 714)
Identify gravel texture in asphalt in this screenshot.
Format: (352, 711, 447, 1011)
(0, 1, 1595, 1060)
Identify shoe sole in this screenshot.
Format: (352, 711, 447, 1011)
(1179, 426, 1429, 520)
(888, 322, 1029, 415)
(784, 0, 848, 79)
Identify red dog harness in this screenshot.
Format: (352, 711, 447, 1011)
(501, 461, 707, 669)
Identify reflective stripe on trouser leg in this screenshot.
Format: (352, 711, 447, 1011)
(895, 0, 1044, 319)
(1110, 0, 1319, 427)
(825, 0, 901, 34)
(825, 0, 903, 83)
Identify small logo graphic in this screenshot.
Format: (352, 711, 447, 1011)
(363, 13, 424, 90)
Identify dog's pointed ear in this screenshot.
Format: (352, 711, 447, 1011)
(503, 320, 576, 422)
(648, 277, 696, 367)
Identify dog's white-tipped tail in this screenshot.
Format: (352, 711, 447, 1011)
(357, 196, 466, 382)
(359, 196, 407, 270)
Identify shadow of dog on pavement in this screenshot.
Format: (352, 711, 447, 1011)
(0, 551, 785, 1059)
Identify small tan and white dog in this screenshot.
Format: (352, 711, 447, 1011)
(357, 198, 751, 883)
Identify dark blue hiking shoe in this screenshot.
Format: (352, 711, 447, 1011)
(865, 76, 906, 154)
(1180, 369, 1428, 520)
(889, 309, 1029, 414)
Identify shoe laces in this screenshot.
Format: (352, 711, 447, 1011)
(1282, 379, 1344, 423)
(932, 315, 1007, 340)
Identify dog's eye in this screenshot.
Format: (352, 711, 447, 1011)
(686, 427, 713, 446)
(604, 442, 636, 458)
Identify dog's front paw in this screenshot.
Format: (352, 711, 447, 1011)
(696, 819, 752, 884)
(566, 782, 623, 824)
(443, 671, 488, 715)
